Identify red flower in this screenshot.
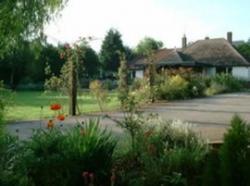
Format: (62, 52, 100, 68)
(50, 104, 61, 111)
(57, 114, 65, 121)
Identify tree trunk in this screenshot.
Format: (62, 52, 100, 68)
(69, 57, 77, 116)
(10, 67, 15, 90)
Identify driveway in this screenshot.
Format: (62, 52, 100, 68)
(6, 92, 250, 142)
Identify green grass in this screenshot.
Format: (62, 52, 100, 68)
(6, 90, 120, 121)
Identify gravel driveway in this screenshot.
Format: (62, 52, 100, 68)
(6, 92, 250, 142)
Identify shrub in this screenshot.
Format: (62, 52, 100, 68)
(159, 75, 189, 100)
(117, 53, 129, 106)
(114, 115, 208, 186)
(130, 78, 152, 105)
(220, 115, 250, 186)
(15, 119, 116, 186)
(204, 82, 227, 96)
(89, 80, 108, 112)
(188, 75, 206, 97)
(202, 150, 221, 186)
(211, 74, 243, 92)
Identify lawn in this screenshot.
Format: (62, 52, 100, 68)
(6, 90, 119, 121)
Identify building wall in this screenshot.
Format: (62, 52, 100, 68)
(232, 67, 250, 80)
(135, 70, 144, 78)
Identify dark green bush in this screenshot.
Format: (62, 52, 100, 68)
(220, 115, 250, 186)
(0, 134, 23, 186)
(202, 150, 221, 186)
(14, 119, 116, 186)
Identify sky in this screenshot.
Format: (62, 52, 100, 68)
(44, 0, 250, 51)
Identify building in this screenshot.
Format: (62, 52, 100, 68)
(130, 32, 250, 81)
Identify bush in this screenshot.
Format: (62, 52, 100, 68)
(89, 80, 108, 112)
(211, 74, 243, 92)
(130, 78, 152, 104)
(204, 82, 227, 96)
(158, 75, 189, 100)
(114, 115, 208, 186)
(14, 119, 116, 186)
(202, 150, 221, 186)
(220, 115, 250, 186)
(0, 134, 23, 186)
(188, 75, 206, 97)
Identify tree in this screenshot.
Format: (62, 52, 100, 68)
(124, 46, 136, 61)
(118, 53, 129, 107)
(236, 43, 250, 62)
(0, 41, 35, 89)
(100, 29, 125, 74)
(78, 45, 100, 78)
(0, 0, 67, 55)
(136, 37, 163, 56)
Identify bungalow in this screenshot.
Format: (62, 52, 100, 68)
(130, 32, 250, 81)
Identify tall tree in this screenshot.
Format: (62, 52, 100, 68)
(78, 45, 100, 78)
(0, 0, 67, 55)
(136, 37, 163, 56)
(236, 43, 250, 62)
(100, 29, 125, 74)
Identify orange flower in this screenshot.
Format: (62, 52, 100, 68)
(57, 114, 65, 121)
(50, 103, 61, 111)
(47, 120, 54, 129)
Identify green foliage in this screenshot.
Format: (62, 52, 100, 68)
(115, 116, 208, 186)
(0, 42, 65, 90)
(13, 119, 116, 186)
(100, 29, 125, 73)
(237, 43, 250, 62)
(89, 80, 108, 112)
(202, 150, 221, 186)
(204, 82, 227, 96)
(212, 74, 242, 92)
(187, 75, 206, 97)
(0, 134, 23, 186)
(117, 53, 129, 107)
(79, 45, 100, 78)
(204, 74, 243, 96)
(136, 37, 163, 56)
(220, 115, 250, 186)
(0, 0, 67, 55)
(0, 81, 13, 127)
(159, 75, 189, 100)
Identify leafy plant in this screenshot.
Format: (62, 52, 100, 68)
(114, 115, 208, 186)
(159, 75, 189, 100)
(220, 115, 250, 186)
(211, 74, 243, 92)
(15, 119, 116, 186)
(89, 80, 108, 112)
(117, 53, 129, 107)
